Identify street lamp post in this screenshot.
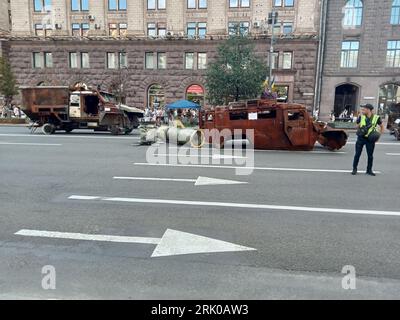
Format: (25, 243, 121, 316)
(267, 11, 278, 88)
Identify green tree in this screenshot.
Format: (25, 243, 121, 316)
(0, 56, 18, 107)
(205, 36, 268, 105)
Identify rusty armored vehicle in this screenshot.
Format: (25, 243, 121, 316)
(199, 98, 348, 151)
(20, 84, 144, 135)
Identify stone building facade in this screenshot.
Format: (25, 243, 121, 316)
(319, 0, 400, 120)
(4, 0, 321, 109)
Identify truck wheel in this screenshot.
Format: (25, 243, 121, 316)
(110, 126, 121, 135)
(65, 128, 73, 133)
(42, 123, 55, 135)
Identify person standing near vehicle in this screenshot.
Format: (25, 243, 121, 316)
(352, 104, 385, 176)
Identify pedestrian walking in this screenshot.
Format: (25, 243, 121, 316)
(352, 104, 385, 176)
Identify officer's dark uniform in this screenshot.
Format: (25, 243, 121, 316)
(352, 113, 382, 175)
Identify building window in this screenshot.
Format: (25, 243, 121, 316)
(275, 85, 289, 103)
(107, 52, 127, 69)
(69, 52, 78, 68)
(71, 0, 89, 11)
(391, 0, 400, 25)
(343, 0, 363, 27)
(69, 52, 90, 68)
(198, 53, 207, 69)
(34, 24, 44, 36)
(34, 0, 51, 12)
(148, 84, 165, 109)
(147, 23, 166, 37)
(229, 0, 250, 8)
(33, 52, 43, 68)
(145, 52, 155, 69)
(340, 41, 359, 68)
(188, 0, 207, 9)
(145, 52, 167, 69)
(108, 0, 126, 11)
(186, 84, 205, 106)
(282, 52, 293, 69)
(32, 52, 52, 68)
(147, 0, 166, 10)
(185, 53, 195, 69)
(109, 23, 127, 37)
(72, 23, 89, 36)
(81, 52, 90, 68)
(273, 0, 294, 7)
(386, 40, 400, 68)
(186, 22, 207, 38)
(283, 23, 293, 34)
(228, 22, 250, 36)
(185, 52, 207, 69)
(157, 52, 167, 69)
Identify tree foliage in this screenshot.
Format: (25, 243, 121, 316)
(205, 36, 268, 105)
(0, 57, 18, 106)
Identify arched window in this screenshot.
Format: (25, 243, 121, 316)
(186, 84, 205, 106)
(391, 0, 400, 24)
(147, 84, 165, 109)
(343, 0, 363, 27)
(379, 83, 400, 115)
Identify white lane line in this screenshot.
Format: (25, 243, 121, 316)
(387, 153, 400, 156)
(113, 176, 248, 186)
(133, 162, 378, 174)
(114, 177, 196, 183)
(68, 195, 400, 217)
(156, 153, 247, 159)
(348, 141, 400, 146)
(160, 146, 346, 154)
(15, 229, 160, 244)
(0, 142, 62, 146)
(0, 133, 139, 140)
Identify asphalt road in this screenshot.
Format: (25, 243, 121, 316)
(1, 126, 400, 299)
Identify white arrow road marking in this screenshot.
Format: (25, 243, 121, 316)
(151, 229, 256, 257)
(194, 176, 247, 186)
(133, 163, 380, 174)
(113, 176, 248, 186)
(68, 195, 400, 217)
(0, 142, 62, 146)
(387, 153, 400, 156)
(14, 229, 256, 257)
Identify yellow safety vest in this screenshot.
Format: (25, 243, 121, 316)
(360, 115, 380, 138)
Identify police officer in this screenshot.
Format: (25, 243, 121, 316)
(352, 104, 384, 176)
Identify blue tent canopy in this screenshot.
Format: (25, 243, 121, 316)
(165, 100, 201, 110)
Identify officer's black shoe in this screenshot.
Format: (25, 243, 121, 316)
(366, 171, 376, 176)
(351, 169, 357, 175)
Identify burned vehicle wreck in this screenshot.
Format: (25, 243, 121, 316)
(21, 84, 144, 135)
(199, 98, 348, 151)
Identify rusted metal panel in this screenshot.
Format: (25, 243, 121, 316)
(200, 99, 348, 151)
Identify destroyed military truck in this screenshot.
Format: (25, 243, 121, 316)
(20, 84, 144, 135)
(199, 98, 348, 151)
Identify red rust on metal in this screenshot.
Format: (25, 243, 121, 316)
(199, 98, 348, 151)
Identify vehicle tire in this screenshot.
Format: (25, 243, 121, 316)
(65, 128, 73, 133)
(124, 128, 133, 135)
(110, 126, 121, 135)
(42, 123, 55, 135)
